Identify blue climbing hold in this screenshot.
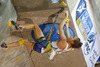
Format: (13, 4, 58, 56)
(31, 23, 75, 42)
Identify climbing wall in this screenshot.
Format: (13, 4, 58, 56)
(0, 0, 17, 45)
(0, 0, 86, 67)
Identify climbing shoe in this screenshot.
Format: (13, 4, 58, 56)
(1, 43, 8, 48)
(11, 21, 22, 30)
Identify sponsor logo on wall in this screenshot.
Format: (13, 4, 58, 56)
(76, 0, 86, 21)
(83, 32, 99, 66)
(75, 0, 93, 40)
(84, 32, 96, 55)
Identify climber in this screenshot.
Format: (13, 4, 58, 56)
(1, 11, 82, 60)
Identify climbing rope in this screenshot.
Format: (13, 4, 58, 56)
(23, 50, 33, 67)
(46, 7, 64, 40)
(50, 7, 64, 32)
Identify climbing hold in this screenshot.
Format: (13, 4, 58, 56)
(61, 1, 67, 6)
(16, 57, 19, 61)
(66, 18, 70, 22)
(8, 47, 10, 49)
(71, 48, 74, 51)
(9, 21, 12, 27)
(19, 39, 28, 45)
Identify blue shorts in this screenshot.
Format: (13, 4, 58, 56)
(33, 37, 48, 53)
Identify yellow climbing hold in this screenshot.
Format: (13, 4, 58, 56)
(66, 18, 70, 22)
(8, 47, 10, 49)
(16, 57, 19, 61)
(61, 1, 67, 6)
(9, 21, 12, 27)
(71, 48, 74, 51)
(19, 39, 29, 45)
